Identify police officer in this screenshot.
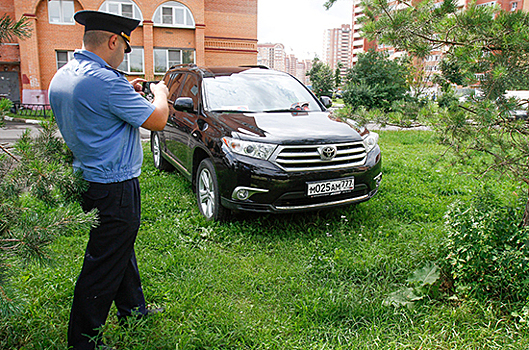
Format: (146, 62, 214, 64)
(48, 10, 169, 350)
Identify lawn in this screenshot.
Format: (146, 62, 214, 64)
(2, 130, 528, 349)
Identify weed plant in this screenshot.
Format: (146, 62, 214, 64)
(2, 130, 528, 349)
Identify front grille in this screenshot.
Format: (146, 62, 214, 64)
(271, 141, 366, 172)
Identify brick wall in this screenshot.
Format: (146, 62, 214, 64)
(11, 0, 257, 102)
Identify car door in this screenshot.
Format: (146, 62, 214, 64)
(165, 73, 201, 173)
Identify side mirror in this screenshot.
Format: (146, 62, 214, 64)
(320, 96, 333, 109)
(173, 97, 195, 112)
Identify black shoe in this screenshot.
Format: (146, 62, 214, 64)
(118, 307, 165, 325)
(145, 307, 165, 316)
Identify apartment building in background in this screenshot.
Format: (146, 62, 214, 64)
(323, 24, 352, 77)
(285, 54, 312, 85)
(351, 1, 375, 66)
(256, 43, 286, 71)
(257, 43, 312, 85)
(0, 0, 258, 105)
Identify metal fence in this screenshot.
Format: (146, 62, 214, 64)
(11, 103, 52, 118)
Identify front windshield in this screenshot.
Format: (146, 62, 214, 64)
(202, 71, 322, 113)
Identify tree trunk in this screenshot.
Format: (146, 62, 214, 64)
(522, 187, 529, 227)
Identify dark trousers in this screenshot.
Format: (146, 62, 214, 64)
(68, 178, 146, 350)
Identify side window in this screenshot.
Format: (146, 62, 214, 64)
(179, 74, 199, 110)
(165, 72, 185, 102)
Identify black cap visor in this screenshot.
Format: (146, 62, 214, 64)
(74, 10, 139, 53)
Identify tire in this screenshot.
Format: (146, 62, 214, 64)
(151, 132, 174, 171)
(196, 158, 229, 221)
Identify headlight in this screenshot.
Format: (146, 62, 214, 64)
(222, 137, 277, 160)
(363, 132, 379, 153)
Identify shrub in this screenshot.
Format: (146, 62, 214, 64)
(0, 98, 12, 126)
(443, 191, 529, 302)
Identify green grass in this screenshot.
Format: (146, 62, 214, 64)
(2, 130, 529, 349)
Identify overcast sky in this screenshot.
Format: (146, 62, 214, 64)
(257, 0, 353, 60)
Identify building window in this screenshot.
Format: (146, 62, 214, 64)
(153, 2, 195, 28)
(118, 48, 144, 74)
(99, 0, 143, 21)
(56, 50, 74, 69)
(48, 0, 74, 24)
(154, 48, 195, 74)
(477, 1, 496, 6)
(511, 2, 518, 10)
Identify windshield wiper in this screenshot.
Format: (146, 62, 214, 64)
(264, 102, 312, 113)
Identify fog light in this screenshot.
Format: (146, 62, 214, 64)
(236, 188, 249, 200)
(374, 172, 383, 187)
(231, 186, 269, 201)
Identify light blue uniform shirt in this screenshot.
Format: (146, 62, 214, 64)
(49, 50, 155, 183)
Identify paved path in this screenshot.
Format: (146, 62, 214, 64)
(0, 118, 151, 147)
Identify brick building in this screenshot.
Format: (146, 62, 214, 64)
(0, 0, 257, 105)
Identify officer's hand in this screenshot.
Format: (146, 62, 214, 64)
(150, 81, 169, 99)
(130, 78, 147, 95)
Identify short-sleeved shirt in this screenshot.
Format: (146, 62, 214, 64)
(49, 50, 155, 183)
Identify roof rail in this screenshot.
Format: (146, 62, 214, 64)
(239, 65, 269, 69)
(168, 63, 197, 70)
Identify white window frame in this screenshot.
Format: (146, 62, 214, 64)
(118, 48, 145, 74)
(99, 0, 143, 21)
(476, 1, 496, 6)
(48, 0, 75, 25)
(154, 48, 195, 75)
(153, 1, 195, 28)
(56, 50, 74, 70)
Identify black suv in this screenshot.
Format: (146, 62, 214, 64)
(151, 65, 382, 221)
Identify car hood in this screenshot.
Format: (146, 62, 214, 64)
(214, 111, 366, 144)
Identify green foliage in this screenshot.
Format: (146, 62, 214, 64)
(0, 98, 11, 127)
(384, 263, 442, 308)
(0, 14, 32, 43)
(306, 58, 334, 97)
(334, 61, 343, 89)
(335, 99, 438, 128)
(0, 120, 96, 316)
(343, 50, 411, 111)
(327, 0, 529, 227)
(443, 192, 529, 302)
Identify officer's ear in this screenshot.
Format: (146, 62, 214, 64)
(108, 34, 120, 51)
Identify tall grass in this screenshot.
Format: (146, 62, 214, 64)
(2, 130, 528, 349)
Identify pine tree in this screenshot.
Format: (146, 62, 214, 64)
(0, 120, 97, 316)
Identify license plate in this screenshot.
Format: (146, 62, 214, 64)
(306, 177, 355, 197)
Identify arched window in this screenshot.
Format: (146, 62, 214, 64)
(153, 2, 195, 28)
(98, 0, 143, 21)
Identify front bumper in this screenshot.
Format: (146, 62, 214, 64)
(216, 147, 382, 214)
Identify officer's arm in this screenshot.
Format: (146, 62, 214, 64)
(141, 81, 169, 131)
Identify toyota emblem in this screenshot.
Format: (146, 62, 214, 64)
(319, 146, 337, 160)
